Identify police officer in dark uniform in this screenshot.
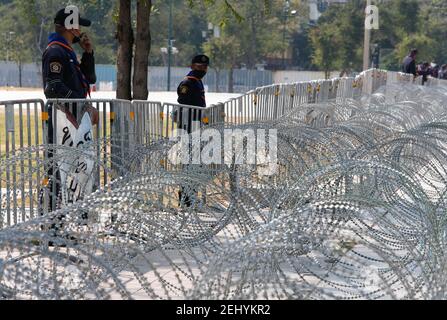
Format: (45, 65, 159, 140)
(176, 55, 210, 207)
(42, 7, 99, 124)
(40, 7, 98, 231)
(402, 48, 418, 77)
(176, 55, 209, 132)
(177, 55, 209, 108)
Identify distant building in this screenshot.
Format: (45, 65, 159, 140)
(309, 0, 348, 23)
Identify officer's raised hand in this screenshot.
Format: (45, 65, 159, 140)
(43, 7, 97, 99)
(80, 33, 93, 54)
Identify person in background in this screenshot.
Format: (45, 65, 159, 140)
(439, 65, 447, 80)
(430, 63, 439, 78)
(402, 49, 418, 77)
(418, 62, 431, 85)
(176, 55, 210, 208)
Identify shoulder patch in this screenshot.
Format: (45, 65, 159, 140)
(180, 85, 189, 94)
(50, 62, 62, 74)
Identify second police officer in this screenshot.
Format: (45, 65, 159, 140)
(176, 55, 210, 207)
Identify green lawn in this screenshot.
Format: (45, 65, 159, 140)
(0, 111, 44, 153)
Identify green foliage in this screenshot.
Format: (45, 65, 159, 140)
(310, 0, 447, 73)
(0, 0, 116, 64)
(396, 34, 437, 63)
(202, 0, 302, 69)
(149, 0, 206, 67)
(310, 25, 339, 78)
(150, 0, 301, 68)
(0, 1, 33, 63)
(309, 0, 364, 75)
(1, 0, 308, 70)
(187, 0, 253, 24)
(8, 0, 447, 74)
(203, 34, 240, 70)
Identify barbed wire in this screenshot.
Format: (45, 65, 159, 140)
(2, 83, 447, 299)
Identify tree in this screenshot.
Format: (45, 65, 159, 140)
(116, 0, 133, 100)
(200, 0, 298, 73)
(396, 34, 437, 64)
(307, 0, 447, 73)
(310, 25, 339, 79)
(418, 0, 447, 64)
(291, 26, 315, 70)
(12, 0, 56, 60)
(9, 37, 32, 87)
(116, 0, 152, 100)
(133, 0, 152, 100)
(203, 35, 241, 92)
(149, 1, 209, 67)
(80, 0, 118, 64)
(0, 0, 33, 86)
(4, 0, 117, 67)
(210, 0, 290, 69)
(116, 0, 274, 99)
(309, 0, 364, 76)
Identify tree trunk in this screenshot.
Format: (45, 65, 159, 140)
(228, 67, 234, 93)
(215, 69, 220, 93)
(249, 17, 257, 69)
(133, 0, 152, 100)
(37, 18, 45, 55)
(116, 0, 133, 100)
(18, 60, 22, 87)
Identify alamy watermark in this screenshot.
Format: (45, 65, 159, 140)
(64, 5, 80, 30)
(365, 5, 379, 30)
(168, 123, 278, 176)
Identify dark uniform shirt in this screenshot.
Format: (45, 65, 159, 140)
(177, 71, 206, 108)
(176, 71, 206, 133)
(42, 33, 96, 99)
(42, 33, 96, 146)
(402, 55, 417, 76)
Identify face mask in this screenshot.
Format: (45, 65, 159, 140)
(194, 70, 207, 79)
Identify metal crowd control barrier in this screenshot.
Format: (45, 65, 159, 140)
(2, 68, 447, 229)
(425, 77, 447, 87)
(131, 101, 163, 145)
(151, 102, 225, 172)
(43, 98, 132, 191)
(221, 75, 365, 125)
(0, 99, 45, 228)
(39, 99, 130, 217)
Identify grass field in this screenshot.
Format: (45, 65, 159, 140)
(0, 110, 116, 153)
(0, 111, 43, 153)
